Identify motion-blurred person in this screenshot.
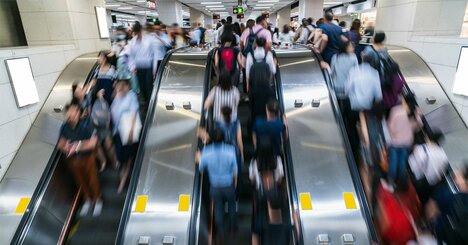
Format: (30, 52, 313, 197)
(307, 18, 324, 50)
(153, 22, 171, 71)
(190, 22, 203, 46)
(111, 26, 128, 57)
(91, 51, 116, 105)
(364, 22, 375, 37)
(349, 19, 364, 63)
(173, 26, 186, 48)
(252, 99, 287, 156)
(277, 25, 294, 48)
(111, 79, 141, 193)
(58, 103, 102, 216)
(215, 30, 242, 86)
(127, 21, 159, 110)
(294, 18, 313, 44)
(249, 136, 287, 245)
(245, 37, 276, 92)
(204, 24, 215, 47)
(239, 18, 256, 93)
(240, 22, 246, 33)
(319, 12, 347, 64)
(217, 16, 232, 43)
(91, 89, 117, 172)
(272, 27, 280, 44)
(197, 128, 238, 241)
(204, 71, 240, 123)
(249, 63, 275, 123)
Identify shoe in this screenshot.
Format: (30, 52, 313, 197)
(79, 200, 92, 216)
(99, 162, 106, 172)
(93, 199, 103, 216)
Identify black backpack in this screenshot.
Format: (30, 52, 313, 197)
(372, 46, 399, 90)
(242, 28, 262, 56)
(249, 51, 271, 86)
(442, 193, 468, 244)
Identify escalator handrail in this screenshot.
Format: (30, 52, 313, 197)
(272, 50, 304, 245)
(187, 48, 216, 245)
(115, 48, 185, 245)
(11, 61, 99, 245)
(297, 44, 379, 243)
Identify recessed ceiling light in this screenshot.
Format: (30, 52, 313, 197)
(209, 8, 225, 10)
(201, 2, 221, 4)
(256, 4, 274, 6)
(105, 4, 121, 7)
(136, 0, 146, 2)
(205, 5, 224, 8)
(258, 0, 279, 2)
(255, 6, 271, 9)
(118, 7, 133, 10)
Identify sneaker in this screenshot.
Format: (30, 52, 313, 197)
(93, 199, 103, 216)
(79, 200, 92, 216)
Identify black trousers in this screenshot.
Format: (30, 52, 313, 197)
(136, 68, 153, 105)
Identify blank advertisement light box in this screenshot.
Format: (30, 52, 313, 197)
(5, 57, 40, 107)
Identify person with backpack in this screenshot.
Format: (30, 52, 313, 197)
(239, 19, 256, 93)
(245, 37, 276, 93)
(249, 135, 287, 245)
(204, 71, 240, 123)
(241, 15, 273, 66)
(294, 18, 313, 44)
(215, 25, 242, 86)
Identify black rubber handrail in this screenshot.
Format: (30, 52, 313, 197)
(11, 61, 99, 245)
(115, 48, 185, 245)
(187, 48, 215, 245)
(299, 44, 379, 243)
(272, 50, 304, 245)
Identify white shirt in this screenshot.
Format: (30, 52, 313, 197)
(127, 34, 159, 74)
(346, 63, 382, 111)
(191, 28, 202, 45)
(153, 32, 170, 61)
(245, 47, 276, 81)
(409, 144, 448, 185)
(249, 157, 284, 190)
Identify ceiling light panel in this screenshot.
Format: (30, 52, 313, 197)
(201, 2, 222, 4)
(105, 4, 121, 7)
(205, 5, 224, 8)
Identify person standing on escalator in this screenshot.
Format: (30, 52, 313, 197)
(58, 103, 103, 216)
(215, 30, 242, 87)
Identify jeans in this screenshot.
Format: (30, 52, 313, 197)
(136, 67, 153, 105)
(211, 185, 237, 235)
(388, 146, 410, 184)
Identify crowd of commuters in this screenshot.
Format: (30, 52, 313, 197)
(57, 10, 467, 245)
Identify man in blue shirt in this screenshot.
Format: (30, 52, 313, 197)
(319, 12, 347, 64)
(252, 99, 288, 156)
(198, 128, 238, 238)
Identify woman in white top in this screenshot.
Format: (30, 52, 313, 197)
(245, 37, 277, 93)
(204, 70, 240, 122)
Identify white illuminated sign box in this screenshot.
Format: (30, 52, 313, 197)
(5, 57, 40, 108)
(452, 46, 468, 96)
(95, 6, 110, 38)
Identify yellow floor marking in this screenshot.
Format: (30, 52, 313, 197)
(15, 197, 31, 214)
(178, 194, 190, 212)
(301, 142, 345, 152)
(67, 221, 80, 239)
(299, 193, 313, 210)
(343, 192, 357, 209)
(135, 195, 148, 212)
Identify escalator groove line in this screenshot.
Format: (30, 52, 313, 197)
(58, 188, 81, 243)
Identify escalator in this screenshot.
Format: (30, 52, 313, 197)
(6, 49, 175, 244)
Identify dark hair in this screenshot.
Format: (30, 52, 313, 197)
(267, 98, 280, 116)
(221, 106, 232, 124)
(350, 19, 361, 40)
(339, 21, 346, 27)
(282, 24, 290, 34)
(338, 40, 353, 54)
(216, 22, 222, 30)
(301, 18, 308, 26)
(210, 127, 225, 143)
(233, 22, 241, 36)
(246, 19, 255, 29)
(226, 16, 233, 23)
(255, 37, 266, 47)
(256, 135, 277, 172)
(98, 50, 112, 65)
(133, 21, 142, 33)
(374, 31, 386, 44)
(218, 70, 232, 91)
(221, 19, 226, 24)
(334, 19, 340, 23)
(324, 11, 334, 22)
(316, 18, 324, 27)
(256, 15, 266, 24)
(307, 17, 314, 25)
(220, 26, 234, 44)
(430, 130, 445, 146)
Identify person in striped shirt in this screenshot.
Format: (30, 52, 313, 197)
(204, 71, 240, 123)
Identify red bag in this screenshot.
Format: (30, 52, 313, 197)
(376, 181, 416, 245)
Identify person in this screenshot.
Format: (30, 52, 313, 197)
(111, 26, 128, 57)
(111, 79, 140, 193)
(245, 37, 276, 93)
(330, 41, 358, 141)
(249, 136, 286, 245)
(386, 95, 423, 187)
(249, 65, 276, 123)
(217, 16, 233, 44)
(57, 103, 102, 216)
(364, 22, 375, 37)
(252, 99, 287, 156)
(173, 25, 186, 49)
(204, 24, 215, 47)
(190, 22, 202, 46)
(217, 106, 243, 160)
(215, 30, 242, 86)
(277, 24, 294, 47)
(362, 31, 390, 74)
(319, 11, 347, 64)
(127, 21, 159, 110)
(294, 18, 312, 44)
(307, 18, 324, 50)
(239, 18, 256, 93)
(272, 27, 280, 44)
(153, 22, 171, 72)
(91, 89, 117, 172)
(240, 22, 246, 33)
(348, 19, 364, 63)
(197, 128, 238, 240)
(91, 51, 117, 105)
(214, 21, 224, 45)
(240, 15, 272, 57)
(233, 22, 242, 45)
(204, 71, 240, 123)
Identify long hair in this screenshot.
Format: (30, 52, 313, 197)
(350, 19, 361, 40)
(221, 106, 232, 124)
(256, 135, 277, 172)
(218, 70, 233, 91)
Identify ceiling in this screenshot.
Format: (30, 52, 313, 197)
(104, 0, 346, 20)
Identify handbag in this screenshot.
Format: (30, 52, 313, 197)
(118, 111, 142, 145)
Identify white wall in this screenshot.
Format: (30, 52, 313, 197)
(376, 0, 468, 123)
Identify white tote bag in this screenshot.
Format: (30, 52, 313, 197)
(118, 111, 142, 145)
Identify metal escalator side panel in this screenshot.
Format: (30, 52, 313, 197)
(0, 53, 98, 245)
(275, 48, 372, 245)
(119, 50, 208, 245)
(387, 46, 468, 170)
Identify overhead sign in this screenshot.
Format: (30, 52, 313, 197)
(452, 46, 468, 96)
(213, 14, 220, 20)
(237, 14, 244, 19)
(233, 6, 244, 14)
(147, 0, 156, 9)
